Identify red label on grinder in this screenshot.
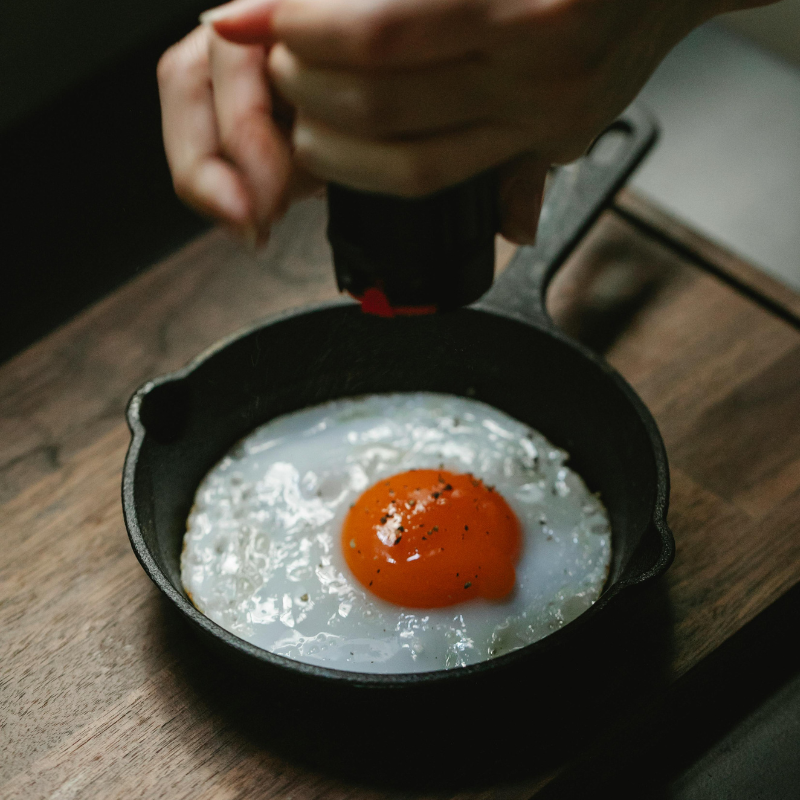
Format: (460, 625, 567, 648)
(352, 288, 438, 318)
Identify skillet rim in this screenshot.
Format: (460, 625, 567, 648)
(122, 297, 674, 689)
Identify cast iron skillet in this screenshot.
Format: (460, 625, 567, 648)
(123, 104, 673, 722)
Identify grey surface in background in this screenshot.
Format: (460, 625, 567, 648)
(632, 23, 800, 290)
(664, 668, 800, 800)
(721, 0, 800, 68)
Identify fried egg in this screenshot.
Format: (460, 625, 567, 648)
(181, 393, 611, 673)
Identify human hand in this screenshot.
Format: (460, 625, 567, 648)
(162, 0, 769, 246)
(157, 18, 545, 247)
(201, 0, 734, 242)
(157, 24, 322, 247)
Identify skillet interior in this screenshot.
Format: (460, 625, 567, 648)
(128, 300, 669, 659)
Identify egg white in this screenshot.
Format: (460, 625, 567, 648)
(181, 393, 611, 673)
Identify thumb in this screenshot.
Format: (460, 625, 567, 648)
(497, 155, 549, 245)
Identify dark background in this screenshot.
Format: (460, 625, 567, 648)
(0, 3, 210, 364)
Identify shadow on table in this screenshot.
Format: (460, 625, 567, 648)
(149, 578, 675, 791)
(536, 582, 800, 800)
(547, 226, 682, 358)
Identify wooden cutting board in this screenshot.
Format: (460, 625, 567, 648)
(1, 189, 799, 799)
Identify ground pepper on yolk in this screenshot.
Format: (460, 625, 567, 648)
(342, 469, 522, 607)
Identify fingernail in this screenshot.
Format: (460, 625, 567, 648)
(200, 0, 245, 25)
(200, 0, 275, 27)
(239, 224, 259, 253)
(200, 5, 230, 24)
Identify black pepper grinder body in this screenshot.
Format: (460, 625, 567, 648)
(326, 171, 499, 317)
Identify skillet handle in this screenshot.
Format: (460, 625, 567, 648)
(475, 104, 659, 326)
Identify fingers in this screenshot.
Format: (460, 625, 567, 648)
(267, 41, 591, 167)
(293, 116, 526, 196)
(269, 44, 492, 137)
(274, 0, 495, 68)
(209, 34, 293, 238)
(158, 24, 300, 243)
(497, 154, 549, 244)
(158, 26, 253, 230)
(205, 0, 496, 68)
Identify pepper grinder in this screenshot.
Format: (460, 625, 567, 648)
(326, 171, 499, 317)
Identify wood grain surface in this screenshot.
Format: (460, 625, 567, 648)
(2, 193, 799, 799)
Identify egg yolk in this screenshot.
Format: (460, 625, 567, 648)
(342, 470, 522, 607)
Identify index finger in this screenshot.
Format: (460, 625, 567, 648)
(204, 0, 496, 67)
(158, 26, 254, 231)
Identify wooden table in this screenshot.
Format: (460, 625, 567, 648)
(2, 190, 799, 799)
